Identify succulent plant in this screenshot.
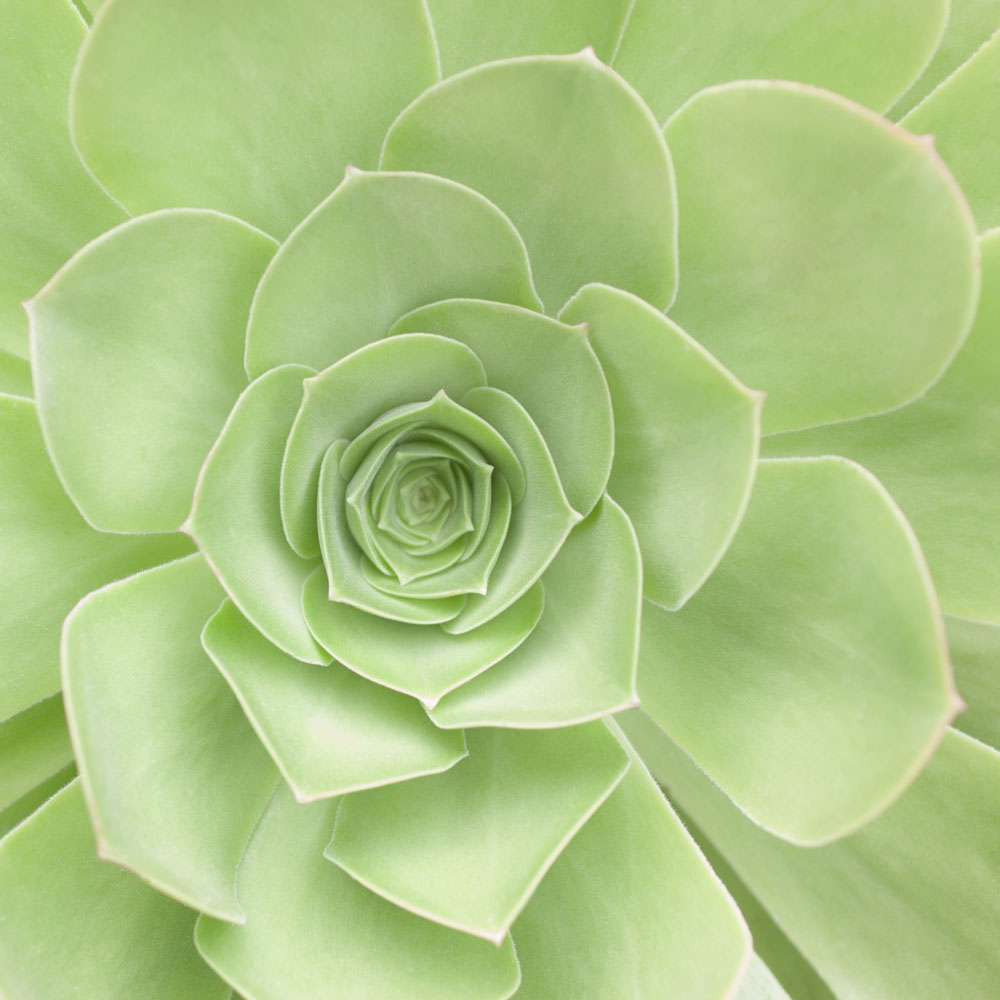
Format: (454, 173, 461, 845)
(1, 1, 999, 998)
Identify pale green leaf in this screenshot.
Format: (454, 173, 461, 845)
(381, 53, 677, 313)
(0, 781, 227, 999)
(327, 723, 629, 943)
(246, 170, 539, 376)
(0, 764, 76, 842)
(72, 0, 438, 238)
(0, 695, 72, 813)
(30, 210, 274, 533)
(666, 80, 979, 434)
(639, 457, 957, 844)
(196, 785, 521, 1000)
(0, 350, 32, 399)
(62, 554, 278, 921)
(947, 616, 1000, 750)
(730, 955, 793, 1000)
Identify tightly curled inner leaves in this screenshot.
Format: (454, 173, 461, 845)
(1, 1, 999, 999)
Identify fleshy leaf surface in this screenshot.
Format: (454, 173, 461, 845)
(561, 284, 761, 609)
(30, 210, 274, 533)
(510, 728, 749, 1000)
(382, 53, 678, 313)
(71, 0, 438, 238)
(666, 80, 979, 434)
(730, 956, 793, 1000)
(246, 170, 539, 376)
(327, 723, 629, 942)
(62, 554, 279, 921)
(430, 496, 640, 728)
(195, 784, 521, 1000)
(0, 695, 72, 813)
(0, 350, 32, 398)
(639, 457, 957, 844)
(947, 617, 1000, 750)
(0, 782, 228, 1000)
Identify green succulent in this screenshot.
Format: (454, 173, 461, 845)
(1, 1, 999, 998)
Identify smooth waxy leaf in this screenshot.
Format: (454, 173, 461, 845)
(0, 350, 32, 398)
(0, 782, 227, 1000)
(561, 284, 761, 609)
(382, 53, 677, 313)
(246, 170, 539, 375)
(196, 785, 521, 1000)
(763, 229, 1000, 623)
(391, 299, 613, 516)
(0, 0, 124, 359)
(303, 572, 544, 706)
(62, 555, 279, 921)
(431, 497, 640, 728)
(615, 0, 946, 124)
(0, 765, 76, 842)
(327, 723, 629, 943)
(730, 956, 793, 1000)
(202, 601, 466, 799)
(640, 457, 957, 844)
(627, 718, 1000, 1000)
(511, 729, 749, 1000)
(666, 81, 979, 434)
(947, 617, 1000, 750)
(0, 395, 188, 721)
(30, 210, 274, 533)
(0, 695, 72, 813)
(903, 31, 1000, 230)
(72, 0, 438, 238)
(281, 334, 486, 558)
(186, 365, 327, 664)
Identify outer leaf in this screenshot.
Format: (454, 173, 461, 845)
(203, 601, 466, 799)
(246, 170, 540, 376)
(0, 0, 124, 359)
(615, 0, 947, 124)
(561, 284, 761, 609)
(0, 695, 72, 813)
(0, 781, 227, 1000)
(430, 496, 640, 728)
(327, 723, 629, 943)
(639, 457, 957, 844)
(0, 395, 189, 721)
(195, 784, 521, 1000)
(627, 717, 1000, 1000)
(947, 617, 1000, 750)
(510, 728, 749, 1000)
(382, 53, 678, 313)
(186, 365, 327, 664)
(71, 0, 438, 238)
(666, 80, 979, 434)
(763, 228, 1000, 623)
(30, 210, 274, 533)
(62, 554, 279, 921)
(390, 299, 614, 517)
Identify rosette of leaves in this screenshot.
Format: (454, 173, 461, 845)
(2, 1, 999, 998)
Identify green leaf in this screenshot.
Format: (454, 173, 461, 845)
(202, 600, 467, 799)
(730, 955, 793, 1000)
(947, 617, 1000, 750)
(326, 723, 628, 943)
(186, 365, 327, 664)
(381, 53, 678, 313)
(390, 299, 613, 517)
(281, 334, 486, 558)
(561, 284, 761, 609)
(615, 0, 947, 124)
(0, 0, 124, 359)
(62, 554, 278, 921)
(902, 30, 1000, 230)
(426, 0, 632, 75)
(30, 210, 274, 533)
(762, 229, 1000, 623)
(666, 80, 979, 434)
(639, 457, 958, 845)
(246, 170, 540, 376)
(0, 394, 189, 721)
(0, 350, 32, 398)
(0, 781, 228, 1000)
(0, 695, 72, 813)
(628, 718, 1000, 1000)
(195, 784, 522, 1000)
(0, 764, 76, 842)
(71, 0, 438, 238)
(510, 727, 749, 1000)
(430, 496, 640, 728)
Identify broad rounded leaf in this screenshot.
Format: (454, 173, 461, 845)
(0, 695, 72, 814)
(666, 80, 979, 434)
